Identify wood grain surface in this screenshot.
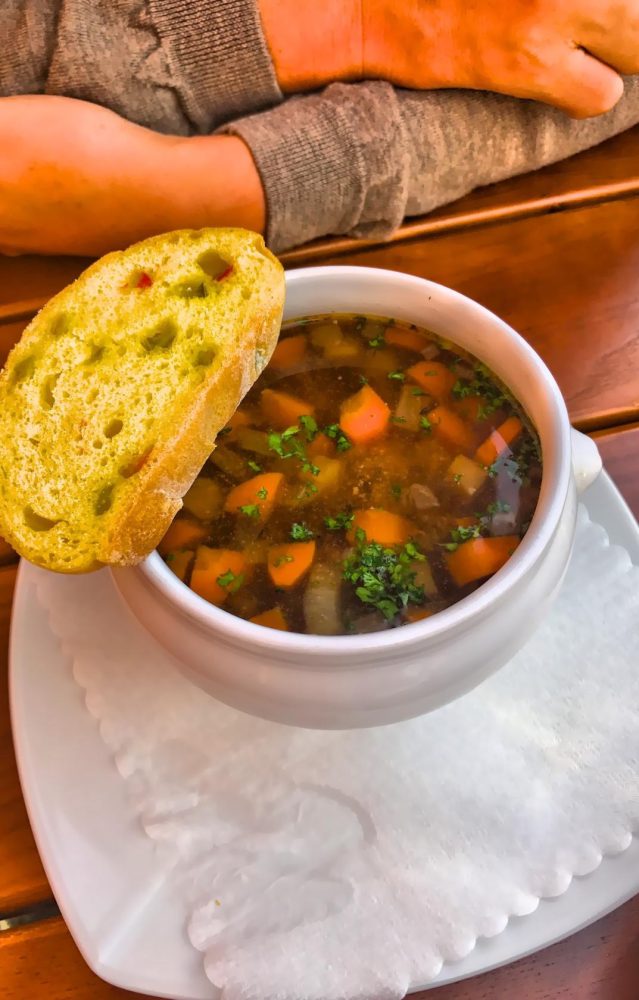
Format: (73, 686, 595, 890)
(2, 123, 639, 317)
(3, 201, 639, 434)
(2, 882, 639, 999)
(322, 197, 639, 432)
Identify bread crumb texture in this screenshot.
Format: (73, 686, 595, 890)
(0, 229, 285, 572)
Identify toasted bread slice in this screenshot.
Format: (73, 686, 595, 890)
(0, 228, 285, 572)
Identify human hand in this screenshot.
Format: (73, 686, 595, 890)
(0, 95, 265, 256)
(362, 0, 639, 118)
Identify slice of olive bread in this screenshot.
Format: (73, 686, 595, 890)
(0, 228, 285, 572)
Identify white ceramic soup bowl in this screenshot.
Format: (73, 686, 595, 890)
(112, 266, 602, 729)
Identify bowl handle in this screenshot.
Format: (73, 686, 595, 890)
(570, 428, 602, 494)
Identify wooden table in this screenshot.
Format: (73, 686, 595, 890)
(2, 125, 639, 999)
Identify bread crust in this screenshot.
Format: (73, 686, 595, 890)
(0, 229, 285, 573)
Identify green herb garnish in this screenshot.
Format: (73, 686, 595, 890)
(274, 554, 294, 567)
(256, 487, 268, 500)
(452, 363, 509, 415)
(388, 370, 405, 381)
(299, 414, 318, 441)
(343, 538, 427, 620)
(419, 415, 432, 432)
(239, 504, 260, 519)
(390, 483, 402, 498)
(216, 569, 245, 592)
(290, 522, 314, 541)
(324, 511, 355, 532)
(247, 459, 262, 473)
(324, 423, 352, 452)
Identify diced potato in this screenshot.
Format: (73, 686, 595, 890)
(209, 445, 247, 480)
(411, 558, 438, 598)
(165, 549, 194, 582)
(235, 426, 272, 456)
(310, 321, 343, 349)
(447, 454, 488, 496)
(363, 348, 400, 375)
(323, 337, 362, 362)
(299, 455, 342, 496)
(183, 477, 224, 521)
(394, 384, 428, 432)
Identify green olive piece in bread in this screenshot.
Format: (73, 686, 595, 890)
(0, 228, 285, 573)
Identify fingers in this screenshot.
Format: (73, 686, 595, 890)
(540, 47, 625, 118)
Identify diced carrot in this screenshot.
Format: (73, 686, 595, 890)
(190, 547, 248, 605)
(183, 477, 224, 521)
(0, 534, 15, 563)
(339, 384, 390, 444)
(225, 409, 252, 432)
(446, 535, 520, 587)
(406, 361, 456, 400)
(385, 327, 428, 353)
(308, 433, 336, 458)
(250, 607, 289, 631)
(347, 509, 412, 546)
(224, 472, 284, 522)
(404, 607, 435, 623)
(269, 335, 307, 371)
(428, 406, 476, 454)
(158, 519, 208, 555)
(475, 417, 524, 467)
(165, 550, 194, 582)
(260, 388, 315, 429)
(268, 541, 316, 589)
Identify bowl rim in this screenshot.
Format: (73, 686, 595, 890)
(132, 265, 571, 658)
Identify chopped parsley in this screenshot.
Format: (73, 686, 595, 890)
(273, 554, 294, 567)
(452, 363, 509, 416)
(343, 537, 427, 620)
(390, 415, 407, 424)
(268, 424, 319, 475)
(359, 374, 369, 386)
(247, 459, 262, 473)
(256, 486, 268, 500)
(324, 511, 354, 532)
(419, 415, 432, 432)
(440, 522, 482, 552)
(299, 414, 318, 441)
(368, 336, 386, 348)
(216, 569, 245, 592)
(297, 482, 319, 500)
(411, 387, 426, 397)
(239, 503, 260, 519)
(452, 472, 463, 484)
(388, 370, 405, 381)
(290, 522, 314, 541)
(324, 423, 352, 452)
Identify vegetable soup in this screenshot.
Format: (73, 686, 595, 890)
(159, 315, 542, 634)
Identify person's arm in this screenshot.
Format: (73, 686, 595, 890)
(221, 75, 639, 252)
(0, 96, 265, 257)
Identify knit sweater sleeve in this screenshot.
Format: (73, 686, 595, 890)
(223, 76, 639, 253)
(1, 0, 282, 137)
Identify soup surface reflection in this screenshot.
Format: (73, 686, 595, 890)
(159, 315, 542, 634)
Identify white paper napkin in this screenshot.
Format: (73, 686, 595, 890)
(36, 505, 639, 1000)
